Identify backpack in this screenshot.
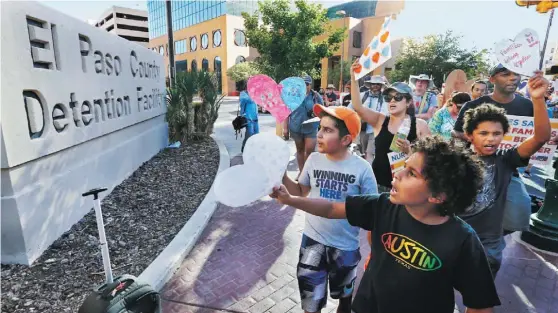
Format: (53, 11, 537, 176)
(78, 274, 161, 313)
(306, 90, 322, 118)
(232, 100, 248, 139)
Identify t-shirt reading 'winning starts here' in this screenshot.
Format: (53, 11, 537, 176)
(299, 152, 377, 251)
(345, 194, 501, 313)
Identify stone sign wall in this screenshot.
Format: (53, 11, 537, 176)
(1, 1, 168, 265)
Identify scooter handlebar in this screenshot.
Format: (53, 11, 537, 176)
(82, 188, 108, 200)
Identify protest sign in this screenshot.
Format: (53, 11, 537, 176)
(354, 16, 392, 80)
(442, 70, 468, 104)
(502, 115, 558, 166)
(388, 151, 407, 177)
(494, 29, 540, 77)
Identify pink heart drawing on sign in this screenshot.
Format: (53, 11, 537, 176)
(494, 28, 540, 77)
(247, 75, 291, 123)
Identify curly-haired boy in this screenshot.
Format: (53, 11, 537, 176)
(460, 72, 551, 279)
(271, 136, 501, 313)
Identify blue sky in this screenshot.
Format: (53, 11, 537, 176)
(42, 0, 556, 61)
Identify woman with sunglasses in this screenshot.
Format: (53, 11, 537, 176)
(350, 62, 430, 193)
(429, 92, 471, 140)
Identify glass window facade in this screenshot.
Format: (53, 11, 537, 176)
(147, 1, 167, 39)
(234, 29, 246, 47)
(202, 58, 209, 71)
(175, 39, 187, 55)
(190, 36, 197, 51)
(353, 31, 362, 48)
(213, 30, 222, 47)
(201, 33, 209, 49)
(326, 1, 378, 19)
(176, 60, 188, 73)
(147, 0, 258, 39)
(235, 55, 246, 64)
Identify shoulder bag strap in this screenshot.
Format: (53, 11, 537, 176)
(417, 92, 430, 115)
(375, 93, 384, 111)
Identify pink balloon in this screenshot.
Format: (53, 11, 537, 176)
(247, 75, 291, 123)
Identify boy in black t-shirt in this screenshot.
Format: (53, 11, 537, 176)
(271, 136, 500, 313)
(459, 72, 551, 278)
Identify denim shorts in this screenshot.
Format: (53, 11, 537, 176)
(297, 235, 361, 312)
(290, 130, 317, 141)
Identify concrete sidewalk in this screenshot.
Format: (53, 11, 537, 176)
(161, 100, 558, 313)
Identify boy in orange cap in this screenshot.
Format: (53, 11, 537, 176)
(281, 104, 378, 313)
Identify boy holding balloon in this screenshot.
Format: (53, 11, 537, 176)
(280, 104, 377, 313)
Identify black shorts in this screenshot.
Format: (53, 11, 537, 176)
(297, 234, 361, 312)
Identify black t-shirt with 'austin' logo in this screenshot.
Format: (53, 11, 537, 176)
(346, 193, 500, 313)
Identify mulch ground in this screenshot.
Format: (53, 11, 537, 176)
(1, 138, 220, 313)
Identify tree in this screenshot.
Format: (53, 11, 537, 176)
(387, 31, 490, 87)
(227, 62, 260, 82)
(328, 62, 351, 88)
(242, 0, 345, 81)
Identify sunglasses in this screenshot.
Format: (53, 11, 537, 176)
(384, 93, 406, 102)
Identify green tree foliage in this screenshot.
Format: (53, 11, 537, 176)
(227, 61, 260, 82)
(242, 0, 345, 81)
(327, 62, 351, 88)
(388, 31, 490, 87)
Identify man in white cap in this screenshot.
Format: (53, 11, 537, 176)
(348, 75, 387, 163)
(410, 74, 438, 120)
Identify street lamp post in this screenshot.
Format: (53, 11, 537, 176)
(165, 0, 175, 88)
(336, 10, 346, 92)
(539, 9, 554, 70)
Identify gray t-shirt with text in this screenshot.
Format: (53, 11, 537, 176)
(299, 152, 378, 250)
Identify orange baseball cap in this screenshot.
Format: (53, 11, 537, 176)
(313, 104, 361, 141)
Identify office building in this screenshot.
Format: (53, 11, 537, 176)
(148, 0, 405, 94)
(96, 6, 149, 47)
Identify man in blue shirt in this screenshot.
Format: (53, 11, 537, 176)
(283, 75, 324, 178)
(239, 81, 259, 152)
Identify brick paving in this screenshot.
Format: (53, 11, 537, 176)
(161, 101, 558, 312)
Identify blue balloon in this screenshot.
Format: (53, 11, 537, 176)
(280, 77, 306, 111)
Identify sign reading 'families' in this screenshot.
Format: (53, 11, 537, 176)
(502, 115, 558, 166)
(494, 28, 541, 77)
(354, 16, 392, 80)
(388, 151, 408, 177)
(1, 2, 166, 168)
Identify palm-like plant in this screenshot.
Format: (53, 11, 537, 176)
(166, 71, 223, 142)
(166, 87, 187, 143)
(197, 71, 224, 135)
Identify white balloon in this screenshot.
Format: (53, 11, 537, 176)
(243, 133, 291, 191)
(214, 163, 270, 207)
